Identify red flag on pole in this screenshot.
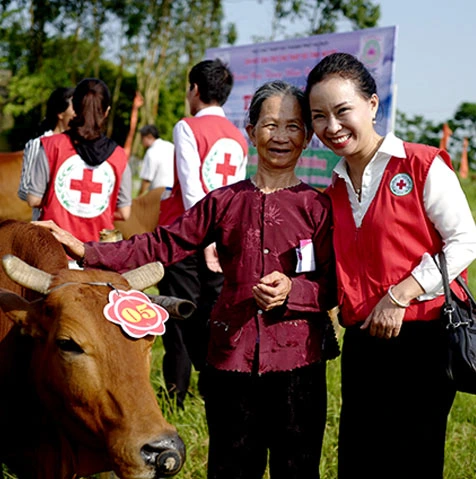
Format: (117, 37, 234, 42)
(459, 137, 469, 179)
(439, 123, 453, 151)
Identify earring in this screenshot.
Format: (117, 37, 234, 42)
(372, 118, 377, 124)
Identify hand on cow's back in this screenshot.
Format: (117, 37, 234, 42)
(32, 220, 85, 261)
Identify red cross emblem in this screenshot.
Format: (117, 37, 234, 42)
(215, 153, 237, 186)
(70, 169, 103, 204)
(390, 173, 413, 197)
(396, 179, 407, 190)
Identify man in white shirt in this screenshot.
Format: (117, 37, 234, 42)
(138, 124, 174, 195)
(157, 59, 248, 409)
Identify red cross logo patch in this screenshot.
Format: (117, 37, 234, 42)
(390, 173, 413, 196)
(202, 138, 245, 192)
(54, 155, 115, 218)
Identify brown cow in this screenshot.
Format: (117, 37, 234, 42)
(114, 187, 164, 239)
(0, 151, 32, 222)
(0, 220, 185, 479)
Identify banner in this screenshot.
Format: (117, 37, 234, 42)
(206, 26, 397, 188)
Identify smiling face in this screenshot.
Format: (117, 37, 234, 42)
(308, 74, 379, 162)
(246, 93, 308, 173)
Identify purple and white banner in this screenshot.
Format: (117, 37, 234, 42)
(206, 26, 397, 188)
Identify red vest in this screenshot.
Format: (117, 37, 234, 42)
(327, 142, 466, 327)
(159, 115, 248, 225)
(40, 134, 127, 243)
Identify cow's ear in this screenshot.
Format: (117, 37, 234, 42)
(0, 289, 46, 339)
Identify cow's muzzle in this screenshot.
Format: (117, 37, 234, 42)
(141, 434, 186, 477)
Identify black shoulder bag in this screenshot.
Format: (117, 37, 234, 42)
(438, 252, 476, 395)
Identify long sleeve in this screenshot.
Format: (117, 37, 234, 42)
(18, 131, 53, 200)
(83, 192, 219, 273)
(116, 164, 132, 208)
(27, 146, 50, 198)
(173, 120, 205, 210)
(412, 156, 476, 298)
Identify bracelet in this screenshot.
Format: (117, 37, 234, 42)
(387, 285, 410, 308)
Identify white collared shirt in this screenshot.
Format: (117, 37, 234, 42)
(173, 106, 248, 210)
(333, 132, 476, 298)
(139, 138, 174, 189)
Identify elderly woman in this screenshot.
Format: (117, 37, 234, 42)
(35, 80, 336, 479)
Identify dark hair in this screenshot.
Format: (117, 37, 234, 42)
(247, 80, 311, 134)
(40, 87, 74, 132)
(139, 124, 159, 138)
(305, 52, 377, 100)
(189, 59, 233, 106)
(68, 78, 111, 141)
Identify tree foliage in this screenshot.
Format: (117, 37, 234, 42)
(0, 0, 230, 152)
(396, 105, 476, 172)
(395, 110, 442, 147)
(0, 0, 473, 174)
(266, 0, 380, 38)
(450, 102, 476, 169)
(111, 0, 225, 131)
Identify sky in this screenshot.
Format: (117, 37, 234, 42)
(222, 0, 476, 124)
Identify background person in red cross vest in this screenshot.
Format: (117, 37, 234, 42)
(27, 78, 132, 248)
(155, 59, 248, 408)
(18, 86, 75, 221)
(306, 53, 476, 479)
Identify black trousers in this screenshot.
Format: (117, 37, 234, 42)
(159, 253, 223, 406)
(338, 321, 456, 479)
(202, 362, 327, 479)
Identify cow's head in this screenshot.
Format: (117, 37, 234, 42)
(0, 255, 185, 479)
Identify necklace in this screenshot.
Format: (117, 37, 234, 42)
(347, 169, 362, 199)
(250, 175, 302, 194)
(346, 135, 383, 202)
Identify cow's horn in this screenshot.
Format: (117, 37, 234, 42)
(122, 262, 164, 291)
(2, 254, 53, 294)
(147, 294, 196, 320)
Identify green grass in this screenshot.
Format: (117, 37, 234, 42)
(3, 180, 476, 479)
(158, 178, 476, 479)
(154, 341, 475, 479)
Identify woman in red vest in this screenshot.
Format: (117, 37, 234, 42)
(18, 86, 75, 221)
(305, 52, 476, 479)
(27, 78, 132, 245)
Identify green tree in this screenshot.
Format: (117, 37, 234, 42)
(395, 110, 442, 147)
(265, 0, 380, 39)
(395, 107, 476, 173)
(0, 0, 232, 153)
(451, 102, 476, 169)
(112, 0, 230, 153)
(0, 0, 126, 147)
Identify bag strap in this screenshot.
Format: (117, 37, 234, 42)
(438, 252, 452, 306)
(456, 275, 476, 309)
(438, 252, 476, 309)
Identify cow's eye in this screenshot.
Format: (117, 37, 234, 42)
(56, 339, 84, 354)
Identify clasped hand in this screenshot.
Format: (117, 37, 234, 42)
(252, 271, 292, 311)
